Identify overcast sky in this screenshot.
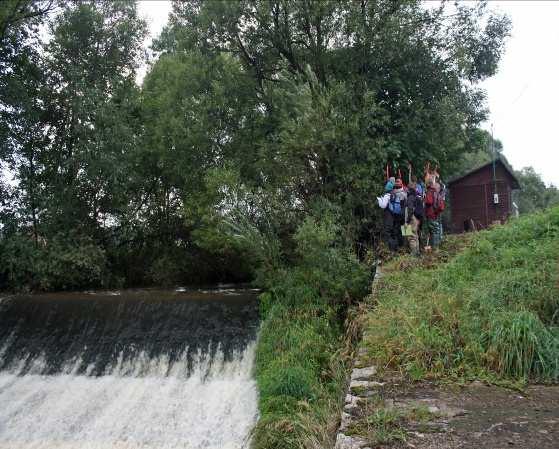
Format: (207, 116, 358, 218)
(137, 0, 559, 186)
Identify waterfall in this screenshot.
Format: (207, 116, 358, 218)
(0, 288, 260, 449)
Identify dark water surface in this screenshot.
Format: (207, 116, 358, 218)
(0, 287, 259, 376)
(0, 287, 260, 449)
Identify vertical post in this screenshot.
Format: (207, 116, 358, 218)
(483, 183, 489, 227)
(491, 124, 498, 207)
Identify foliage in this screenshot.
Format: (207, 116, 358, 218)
(1, 0, 513, 291)
(251, 209, 370, 449)
(158, 0, 511, 249)
(0, 232, 108, 291)
(0, 233, 40, 290)
(0, 0, 55, 159)
(513, 167, 559, 215)
(363, 207, 559, 382)
(449, 128, 503, 178)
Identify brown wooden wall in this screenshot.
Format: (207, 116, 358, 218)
(449, 163, 515, 233)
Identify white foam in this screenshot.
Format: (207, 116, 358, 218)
(0, 343, 258, 449)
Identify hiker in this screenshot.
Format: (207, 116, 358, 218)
(412, 175, 425, 199)
(424, 179, 445, 249)
(405, 181, 423, 256)
(377, 180, 398, 251)
(391, 178, 407, 249)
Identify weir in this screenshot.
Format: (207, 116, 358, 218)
(0, 288, 260, 449)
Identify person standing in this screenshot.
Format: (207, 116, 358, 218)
(405, 182, 422, 256)
(424, 180, 445, 249)
(391, 178, 407, 249)
(378, 180, 398, 251)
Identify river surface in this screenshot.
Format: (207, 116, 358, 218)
(0, 287, 260, 449)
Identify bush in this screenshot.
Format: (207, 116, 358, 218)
(0, 232, 108, 291)
(36, 233, 108, 290)
(0, 233, 41, 291)
(251, 207, 371, 449)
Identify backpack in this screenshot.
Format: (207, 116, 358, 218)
(413, 195, 424, 219)
(388, 193, 403, 215)
(433, 191, 445, 213)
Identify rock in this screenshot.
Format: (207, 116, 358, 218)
(349, 379, 384, 390)
(350, 366, 377, 381)
(357, 347, 369, 357)
(334, 433, 370, 449)
(339, 412, 353, 432)
(343, 395, 361, 415)
(353, 388, 378, 398)
(413, 399, 466, 418)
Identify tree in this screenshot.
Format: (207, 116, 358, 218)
(35, 0, 147, 235)
(1, 0, 55, 154)
(157, 0, 511, 248)
(450, 128, 503, 178)
(0, 0, 514, 290)
(514, 167, 559, 214)
(0, 1, 57, 242)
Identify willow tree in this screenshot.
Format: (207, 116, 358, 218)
(155, 0, 511, 247)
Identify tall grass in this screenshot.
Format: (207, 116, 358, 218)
(363, 207, 559, 382)
(252, 214, 370, 449)
(250, 215, 371, 449)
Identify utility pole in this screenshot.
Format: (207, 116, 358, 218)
(491, 123, 498, 206)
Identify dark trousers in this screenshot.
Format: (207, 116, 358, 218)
(383, 209, 403, 251)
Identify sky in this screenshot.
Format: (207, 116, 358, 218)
(137, 0, 559, 185)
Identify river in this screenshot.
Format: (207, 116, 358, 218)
(0, 287, 260, 448)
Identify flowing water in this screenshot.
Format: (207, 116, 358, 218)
(0, 287, 260, 449)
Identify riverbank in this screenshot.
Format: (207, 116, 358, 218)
(334, 207, 559, 448)
(250, 216, 371, 449)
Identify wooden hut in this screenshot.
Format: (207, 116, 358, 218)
(448, 158, 520, 233)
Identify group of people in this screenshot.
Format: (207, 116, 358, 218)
(377, 168, 446, 255)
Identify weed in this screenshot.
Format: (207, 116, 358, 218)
(346, 400, 437, 445)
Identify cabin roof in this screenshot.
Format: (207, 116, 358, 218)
(448, 157, 520, 189)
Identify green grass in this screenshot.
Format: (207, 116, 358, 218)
(362, 207, 559, 382)
(251, 292, 349, 449)
(249, 214, 371, 449)
(345, 399, 436, 445)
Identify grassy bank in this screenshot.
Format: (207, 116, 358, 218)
(250, 217, 370, 449)
(362, 206, 559, 382)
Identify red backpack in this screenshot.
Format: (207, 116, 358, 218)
(433, 191, 445, 213)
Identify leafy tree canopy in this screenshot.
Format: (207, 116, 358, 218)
(0, 0, 519, 290)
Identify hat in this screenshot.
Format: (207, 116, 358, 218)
(394, 178, 403, 189)
(384, 181, 394, 192)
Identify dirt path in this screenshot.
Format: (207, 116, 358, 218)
(388, 381, 559, 449)
(335, 365, 558, 449)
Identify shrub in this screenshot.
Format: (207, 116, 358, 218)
(0, 232, 108, 291)
(0, 233, 41, 291)
(36, 233, 108, 290)
(251, 206, 371, 449)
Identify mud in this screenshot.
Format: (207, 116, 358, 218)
(389, 381, 559, 449)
